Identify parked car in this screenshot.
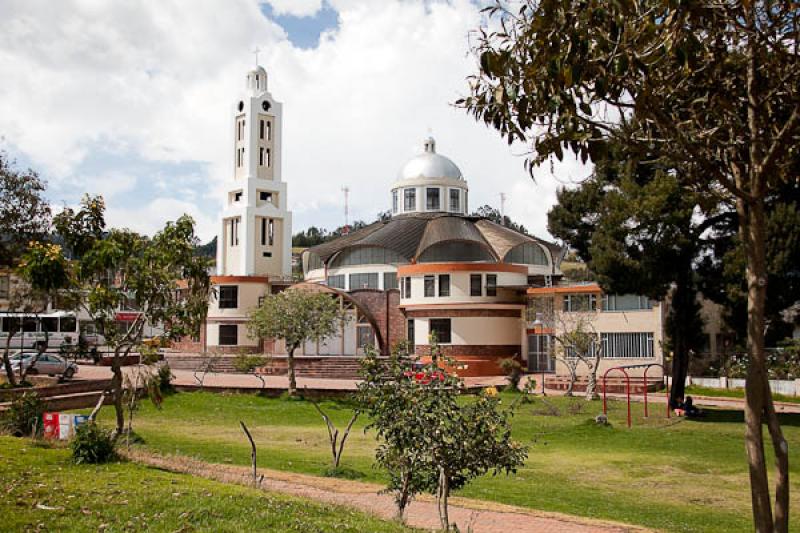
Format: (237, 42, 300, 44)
(9, 352, 78, 379)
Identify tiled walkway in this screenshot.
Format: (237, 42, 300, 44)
(127, 449, 644, 533)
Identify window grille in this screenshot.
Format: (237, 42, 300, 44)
(600, 332, 654, 358)
(218, 286, 238, 309)
(219, 325, 237, 345)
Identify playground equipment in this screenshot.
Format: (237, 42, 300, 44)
(602, 363, 670, 427)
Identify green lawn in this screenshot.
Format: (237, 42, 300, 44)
(685, 385, 800, 404)
(90, 391, 800, 533)
(0, 435, 413, 532)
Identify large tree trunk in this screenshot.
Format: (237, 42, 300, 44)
(668, 274, 693, 408)
(287, 345, 297, 396)
(111, 346, 125, 437)
(2, 331, 18, 387)
(740, 195, 790, 533)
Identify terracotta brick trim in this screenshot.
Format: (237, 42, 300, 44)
(406, 309, 521, 318)
(211, 275, 270, 284)
(415, 344, 521, 357)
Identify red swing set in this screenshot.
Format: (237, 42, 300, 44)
(601, 363, 670, 427)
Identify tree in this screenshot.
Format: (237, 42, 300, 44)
(530, 295, 603, 400)
(547, 142, 710, 406)
(2, 242, 72, 386)
(463, 3, 798, 528)
(307, 396, 360, 473)
(56, 195, 211, 436)
(249, 289, 347, 396)
(358, 344, 527, 529)
(0, 152, 51, 267)
(471, 204, 530, 235)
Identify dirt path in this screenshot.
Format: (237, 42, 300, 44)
(124, 449, 646, 533)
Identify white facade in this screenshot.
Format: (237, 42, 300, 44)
(216, 66, 292, 278)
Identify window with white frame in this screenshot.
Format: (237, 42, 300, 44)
(438, 274, 450, 297)
(426, 187, 440, 210)
(486, 274, 497, 296)
(403, 277, 412, 298)
(449, 189, 460, 212)
(392, 190, 398, 213)
(562, 293, 597, 312)
(349, 273, 379, 290)
(470, 274, 482, 296)
(601, 332, 654, 358)
(429, 318, 452, 344)
(219, 324, 238, 345)
(424, 275, 435, 297)
(602, 294, 653, 311)
(404, 188, 416, 211)
(327, 275, 345, 289)
(218, 286, 238, 309)
(383, 272, 398, 290)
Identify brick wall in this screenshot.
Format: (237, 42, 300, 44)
(348, 289, 405, 355)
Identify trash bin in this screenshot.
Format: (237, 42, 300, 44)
(72, 415, 89, 434)
(43, 412, 59, 439)
(58, 413, 73, 440)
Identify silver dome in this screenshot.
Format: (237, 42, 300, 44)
(397, 137, 463, 181)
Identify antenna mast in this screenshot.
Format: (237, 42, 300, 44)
(342, 186, 350, 233)
(499, 192, 507, 220)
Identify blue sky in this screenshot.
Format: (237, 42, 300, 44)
(0, 0, 589, 244)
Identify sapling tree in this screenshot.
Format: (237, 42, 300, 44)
(55, 195, 211, 437)
(249, 289, 347, 396)
(233, 353, 269, 390)
(307, 395, 360, 473)
(359, 343, 527, 529)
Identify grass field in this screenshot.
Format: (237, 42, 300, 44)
(91, 390, 800, 533)
(0, 435, 414, 532)
(685, 385, 800, 404)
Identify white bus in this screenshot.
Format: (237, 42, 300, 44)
(0, 311, 105, 352)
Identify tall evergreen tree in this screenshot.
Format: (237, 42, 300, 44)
(548, 142, 712, 406)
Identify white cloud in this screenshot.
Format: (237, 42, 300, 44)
(0, 0, 590, 243)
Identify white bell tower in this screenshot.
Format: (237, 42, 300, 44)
(216, 65, 292, 278)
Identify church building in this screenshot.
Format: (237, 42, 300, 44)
(203, 65, 667, 380)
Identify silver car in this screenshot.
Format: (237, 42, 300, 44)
(9, 352, 78, 379)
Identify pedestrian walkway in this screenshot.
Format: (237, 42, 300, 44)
(76, 365, 800, 414)
(126, 449, 645, 533)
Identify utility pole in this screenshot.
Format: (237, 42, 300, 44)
(341, 186, 350, 234)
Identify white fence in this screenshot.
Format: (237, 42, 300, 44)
(665, 376, 800, 397)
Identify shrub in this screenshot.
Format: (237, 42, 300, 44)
(157, 363, 174, 394)
(499, 357, 524, 390)
(2, 391, 44, 437)
(71, 422, 116, 464)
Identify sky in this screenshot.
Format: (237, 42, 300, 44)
(0, 0, 591, 244)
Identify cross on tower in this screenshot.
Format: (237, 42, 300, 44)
(252, 47, 261, 66)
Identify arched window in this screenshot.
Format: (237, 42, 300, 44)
(504, 242, 549, 266)
(329, 246, 407, 268)
(417, 241, 495, 263)
(305, 252, 323, 272)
